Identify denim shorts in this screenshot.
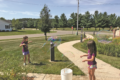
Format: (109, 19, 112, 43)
(22, 51, 29, 55)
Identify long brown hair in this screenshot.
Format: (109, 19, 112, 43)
(87, 40, 97, 57)
(23, 36, 28, 42)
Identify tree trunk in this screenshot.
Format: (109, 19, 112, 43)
(95, 27, 96, 31)
(87, 27, 88, 30)
(56, 28, 57, 30)
(99, 27, 100, 31)
(44, 32, 47, 40)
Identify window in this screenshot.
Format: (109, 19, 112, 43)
(5, 25, 10, 29)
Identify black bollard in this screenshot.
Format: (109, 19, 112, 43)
(81, 34, 83, 42)
(50, 42, 54, 61)
(93, 31, 95, 35)
(84, 32, 85, 38)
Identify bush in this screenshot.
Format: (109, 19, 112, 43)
(6, 30, 9, 32)
(2, 30, 5, 32)
(81, 38, 120, 57)
(112, 37, 120, 44)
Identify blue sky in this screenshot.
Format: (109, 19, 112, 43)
(0, 0, 119, 20)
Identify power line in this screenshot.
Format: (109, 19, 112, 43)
(81, 0, 120, 5)
(4, 0, 77, 7)
(3, 0, 120, 7)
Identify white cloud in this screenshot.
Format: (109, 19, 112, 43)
(0, 10, 39, 16)
(0, 0, 7, 8)
(0, 4, 7, 8)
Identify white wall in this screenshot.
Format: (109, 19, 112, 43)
(0, 19, 12, 31)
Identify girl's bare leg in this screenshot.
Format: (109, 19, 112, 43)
(28, 54, 30, 63)
(91, 68, 96, 80)
(88, 68, 92, 80)
(24, 55, 26, 63)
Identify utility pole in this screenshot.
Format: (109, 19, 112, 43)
(77, 0, 79, 35)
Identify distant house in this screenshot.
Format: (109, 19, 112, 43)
(0, 19, 12, 32)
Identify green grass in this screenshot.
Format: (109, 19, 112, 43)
(51, 27, 110, 32)
(0, 34, 85, 75)
(0, 30, 56, 36)
(73, 42, 120, 69)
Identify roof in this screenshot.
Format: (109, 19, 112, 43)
(0, 19, 11, 24)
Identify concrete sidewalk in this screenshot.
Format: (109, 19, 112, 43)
(57, 34, 120, 80)
(26, 73, 89, 80)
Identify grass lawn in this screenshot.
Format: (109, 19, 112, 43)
(52, 27, 111, 32)
(0, 34, 85, 75)
(0, 30, 56, 36)
(73, 42, 120, 69)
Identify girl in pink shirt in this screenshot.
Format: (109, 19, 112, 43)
(80, 40, 97, 80)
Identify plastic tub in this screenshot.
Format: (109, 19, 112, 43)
(61, 68, 73, 80)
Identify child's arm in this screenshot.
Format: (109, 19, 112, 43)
(19, 43, 25, 47)
(28, 41, 32, 44)
(82, 56, 95, 62)
(80, 54, 88, 58)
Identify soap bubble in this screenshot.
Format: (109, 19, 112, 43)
(96, 30, 113, 44)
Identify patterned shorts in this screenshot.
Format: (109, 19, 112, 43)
(88, 64, 97, 69)
(22, 51, 29, 55)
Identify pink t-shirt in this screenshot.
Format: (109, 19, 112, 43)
(87, 50, 96, 65)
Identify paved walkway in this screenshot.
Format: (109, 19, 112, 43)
(57, 34, 120, 80)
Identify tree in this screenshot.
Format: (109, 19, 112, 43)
(40, 4, 52, 40)
(101, 12, 110, 29)
(82, 11, 92, 30)
(116, 16, 120, 27)
(27, 19, 34, 28)
(97, 12, 103, 30)
(15, 19, 20, 30)
(67, 18, 72, 28)
(70, 13, 77, 30)
(51, 19, 55, 29)
(34, 20, 38, 30)
(60, 13, 67, 30)
(78, 14, 83, 28)
(0, 17, 5, 20)
(54, 15, 59, 30)
(23, 21, 27, 29)
(12, 18, 16, 30)
(93, 10, 99, 30)
(37, 19, 42, 29)
(18, 22, 23, 29)
(108, 13, 117, 28)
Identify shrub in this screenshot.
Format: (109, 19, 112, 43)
(6, 30, 9, 32)
(2, 30, 5, 32)
(81, 38, 120, 57)
(112, 37, 120, 44)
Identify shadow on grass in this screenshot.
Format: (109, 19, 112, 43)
(54, 60, 69, 62)
(11, 30, 25, 32)
(31, 62, 46, 66)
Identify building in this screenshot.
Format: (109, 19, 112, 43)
(0, 19, 12, 32)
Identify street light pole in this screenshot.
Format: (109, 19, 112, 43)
(77, 0, 79, 35)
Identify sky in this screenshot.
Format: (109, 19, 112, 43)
(0, 0, 120, 20)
